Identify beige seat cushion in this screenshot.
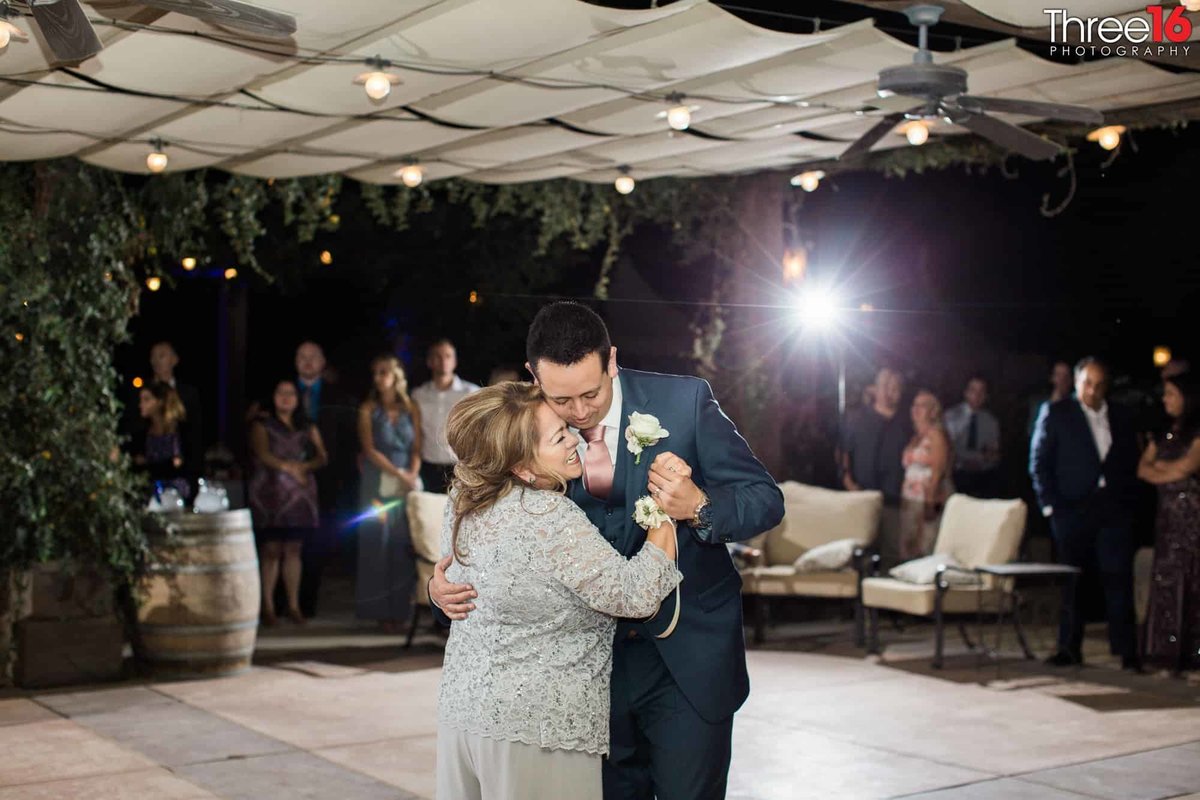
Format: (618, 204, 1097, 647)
(743, 566, 859, 599)
(933, 494, 1027, 569)
(764, 482, 883, 565)
(861, 577, 1007, 616)
(795, 538, 858, 573)
(406, 491, 447, 609)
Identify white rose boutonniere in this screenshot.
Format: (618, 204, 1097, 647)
(624, 412, 669, 465)
(634, 495, 673, 531)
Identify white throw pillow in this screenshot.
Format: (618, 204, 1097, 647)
(888, 554, 978, 585)
(793, 538, 859, 574)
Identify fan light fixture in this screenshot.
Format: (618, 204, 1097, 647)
(614, 167, 635, 195)
(790, 170, 825, 193)
(355, 57, 402, 101)
(146, 138, 168, 173)
(395, 163, 424, 188)
(1087, 125, 1125, 151)
(904, 120, 930, 146)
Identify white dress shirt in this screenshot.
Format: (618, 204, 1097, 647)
(412, 375, 480, 465)
(1080, 399, 1112, 486)
(572, 373, 623, 469)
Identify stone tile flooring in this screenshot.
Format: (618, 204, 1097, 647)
(1, 612, 1197, 799)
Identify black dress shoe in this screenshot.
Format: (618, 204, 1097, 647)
(1121, 656, 1144, 673)
(1044, 651, 1082, 667)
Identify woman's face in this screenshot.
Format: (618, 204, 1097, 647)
(531, 401, 582, 483)
(1163, 381, 1184, 419)
(138, 389, 159, 419)
(373, 363, 396, 395)
(911, 393, 936, 427)
(274, 382, 298, 415)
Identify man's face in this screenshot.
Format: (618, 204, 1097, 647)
(149, 344, 178, 381)
(529, 348, 617, 431)
(428, 344, 457, 378)
(1075, 364, 1108, 411)
(295, 342, 325, 382)
(964, 379, 987, 410)
(875, 370, 902, 409)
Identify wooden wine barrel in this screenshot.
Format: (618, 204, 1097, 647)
(137, 509, 260, 679)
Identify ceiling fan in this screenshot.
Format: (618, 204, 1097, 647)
(3, 0, 295, 64)
(840, 4, 1103, 161)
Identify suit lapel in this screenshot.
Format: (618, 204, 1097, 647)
(617, 371, 655, 512)
(1069, 401, 1102, 466)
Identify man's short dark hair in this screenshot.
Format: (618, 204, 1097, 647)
(966, 374, 989, 389)
(526, 302, 611, 375)
(1075, 356, 1107, 378)
(428, 338, 455, 356)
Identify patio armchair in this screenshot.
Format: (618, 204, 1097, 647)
(738, 481, 883, 645)
(404, 490, 448, 648)
(860, 494, 1028, 668)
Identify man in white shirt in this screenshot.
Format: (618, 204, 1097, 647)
(1029, 357, 1140, 671)
(412, 339, 479, 493)
(944, 375, 1001, 497)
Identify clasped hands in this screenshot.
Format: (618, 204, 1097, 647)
(429, 451, 702, 620)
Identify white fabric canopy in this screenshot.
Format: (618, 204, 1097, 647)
(0, 0, 1196, 183)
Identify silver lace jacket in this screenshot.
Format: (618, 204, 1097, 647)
(437, 487, 682, 755)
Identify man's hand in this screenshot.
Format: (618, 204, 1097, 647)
(647, 451, 704, 521)
(430, 555, 476, 620)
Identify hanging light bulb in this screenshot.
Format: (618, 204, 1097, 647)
(904, 120, 930, 146)
(0, 18, 27, 49)
(146, 137, 168, 173)
(145, 276, 162, 292)
(1087, 125, 1126, 151)
(181, 257, 196, 271)
(319, 250, 333, 265)
(395, 163, 424, 188)
(658, 93, 696, 132)
(354, 57, 402, 102)
(224, 268, 238, 280)
(789, 170, 825, 193)
(614, 167, 635, 195)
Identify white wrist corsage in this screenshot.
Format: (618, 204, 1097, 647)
(634, 495, 673, 531)
(625, 412, 669, 465)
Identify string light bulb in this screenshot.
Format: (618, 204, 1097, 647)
(0, 18, 27, 49)
(1087, 125, 1126, 151)
(354, 57, 402, 102)
(790, 170, 825, 193)
(319, 250, 333, 265)
(146, 137, 168, 173)
(395, 163, 424, 188)
(1153, 346, 1172, 368)
(658, 93, 696, 132)
(904, 120, 930, 146)
(224, 268, 238, 280)
(145, 276, 162, 292)
(132, 376, 144, 388)
(614, 166, 635, 195)
(181, 257, 196, 271)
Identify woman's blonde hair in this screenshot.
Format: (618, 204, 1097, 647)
(368, 355, 415, 415)
(913, 389, 943, 424)
(446, 381, 566, 562)
(142, 382, 186, 432)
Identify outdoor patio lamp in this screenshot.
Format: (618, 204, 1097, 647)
(1087, 125, 1125, 151)
(903, 120, 930, 146)
(355, 56, 402, 101)
(146, 138, 168, 173)
(395, 163, 424, 188)
(790, 170, 825, 192)
(660, 93, 695, 131)
(614, 166, 635, 194)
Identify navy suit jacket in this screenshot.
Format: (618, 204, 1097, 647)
(1029, 398, 1138, 516)
(568, 369, 784, 723)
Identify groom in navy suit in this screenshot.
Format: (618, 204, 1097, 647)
(432, 302, 784, 799)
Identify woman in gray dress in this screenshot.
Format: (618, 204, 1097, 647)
(436, 382, 681, 800)
(356, 355, 423, 631)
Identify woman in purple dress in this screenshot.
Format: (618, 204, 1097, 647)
(1139, 371, 1200, 675)
(249, 380, 328, 625)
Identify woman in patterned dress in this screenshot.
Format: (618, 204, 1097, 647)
(899, 390, 953, 561)
(1139, 370, 1200, 675)
(249, 380, 327, 625)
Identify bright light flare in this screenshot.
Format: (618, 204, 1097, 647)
(794, 287, 841, 330)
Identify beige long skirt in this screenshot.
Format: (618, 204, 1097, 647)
(436, 723, 602, 800)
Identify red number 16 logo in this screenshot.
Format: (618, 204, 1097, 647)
(1146, 4, 1194, 42)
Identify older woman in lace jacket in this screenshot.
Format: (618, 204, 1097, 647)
(435, 382, 681, 800)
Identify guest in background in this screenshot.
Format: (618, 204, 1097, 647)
(899, 391, 953, 561)
(945, 375, 1001, 498)
(1028, 361, 1075, 438)
(1031, 357, 1140, 670)
(294, 340, 357, 619)
(841, 367, 911, 564)
(133, 381, 190, 501)
(248, 380, 327, 626)
(486, 366, 521, 386)
(413, 340, 479, 493)
(149, 341, 203, 472)
(357, 355, 422, 633)
(1139, 371, 1200, 675)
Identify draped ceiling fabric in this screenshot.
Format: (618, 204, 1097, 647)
(0, 0, 1197, 184)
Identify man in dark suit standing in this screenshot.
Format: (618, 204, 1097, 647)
(1030, 357, 1140, 670)
(431, 302, 784, 799)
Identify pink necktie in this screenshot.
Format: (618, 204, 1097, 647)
(581, 425, 613, 501)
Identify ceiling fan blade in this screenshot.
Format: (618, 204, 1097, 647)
(838, 111, 909, 161)
(957, 95, 1103, 126)
(959, 112, 1061, 161)
(136, 0, 296, 38)
(28, 0, 103, 63)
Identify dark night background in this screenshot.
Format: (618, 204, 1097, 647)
(115, 1, 1198, 514)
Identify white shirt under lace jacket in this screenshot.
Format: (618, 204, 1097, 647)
(437, 488, 682, 756)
